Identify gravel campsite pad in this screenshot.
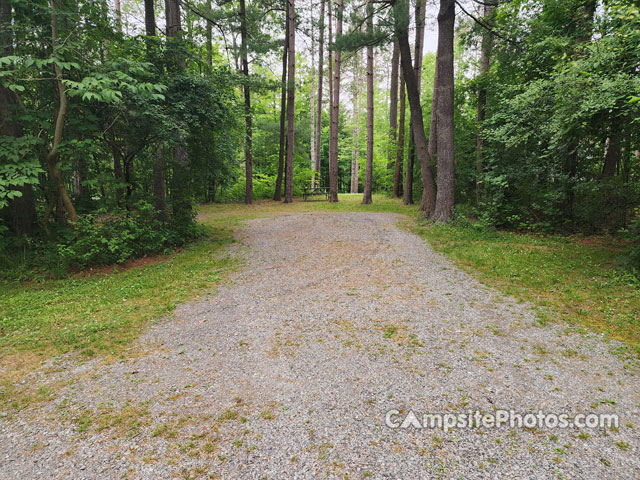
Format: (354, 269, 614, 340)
(1, 212, 639, 479)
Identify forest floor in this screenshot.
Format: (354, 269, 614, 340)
(1, 195, 639, 479)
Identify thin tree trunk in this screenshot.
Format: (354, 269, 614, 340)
(284, 0, 295, 203)
(602, 121, 621, 178)
(395, 0, 436, 216)
(432, 0, 455, 222)
(239, 0, 253, 204)
(144, 0, 156, 39)
(310, 4, 316, 187)
(475, 1, 493, 203)
(392, 70, 405, 198)
(115, 0, 122, 33)
(388, 41, 399, 171)
(362, 0, 374, 204)
(351, 49, 361, 194)
(315, 0, 325, 181)
(328, 0, 341, 202)
(43, 0, 78, 228)
(206, 0, 212, 67)
(274, 0, 288, 200)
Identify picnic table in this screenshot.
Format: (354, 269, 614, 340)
(303, 186, 330, 201)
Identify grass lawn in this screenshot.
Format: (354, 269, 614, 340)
(1, 193, 638, 410)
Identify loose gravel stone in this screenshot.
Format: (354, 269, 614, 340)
(1, 212, 638, 479)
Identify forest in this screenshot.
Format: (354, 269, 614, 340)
(0, 0, 638, 275)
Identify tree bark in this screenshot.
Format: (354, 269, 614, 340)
(432, 0, 455, 223)
(404, 0, 426, 206)
(350, 49, 361, 194)
(43, 0, 78, 228)
(475, 2, 493, 203)
(362, 0, 374, 205)
(274, 0, 288, 200)
(144, 0, 156, 37)
(602, 121, 621, 178)
(206, 0, 212, 67)
(395, 0, 436, 215)
(165, 0, 190, 222)
(392, 70, 405, 198)
(144, 0, 166, 218)
(239, 0, 253, 204)
(420, 59, 437, 213)
(315, 0, 325, 182)
(114, 0, 122, 33)
(310, 3, 316, 187)
(283, 0, 295, 203)
(328, 0, 341, 202)
(387, 41, 399, 170)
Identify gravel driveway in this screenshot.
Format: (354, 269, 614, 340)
(1, 212, 638, 479)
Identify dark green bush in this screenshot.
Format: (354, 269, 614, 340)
(1, 201, 202, 279)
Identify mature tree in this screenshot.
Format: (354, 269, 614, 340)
(165, 0, 191, 223)
(432, 0, 455, 222)
(395, 0, 436, 216)
(284, 0, 295, 203)
(387, 41, 399, 170)
(351, 49, 361, 194)
(315, 0, 325, 182)
(143, 0, 166, 219)
(239, 0, 253, 204)
(310, 3, 316, 186)
(274, 0, 288, 200)
(362, 0, 374, 204)
(475, 1, 494, 202)
(329, 0, 342, 202)
(392, 70, 405, 198)
(403, 0, 426, 206)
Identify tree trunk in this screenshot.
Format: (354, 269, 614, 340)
(395, 0, 436, 215)
(602, 121, 621, 178)
(43, 0, 78, 228)
(165, 0, 190, 222)
(144, 0, 166, 219)
(310, 4, 316, 187)
(328, 0, 341, 203)
(432, 0, 455, 223)
(392, 70, 405, 198)
(239, 0, 253, 204)
(420, 59, 437, 213)
(362, 0, 374, 205)
(404, 0, 426, 206)
(475, 2, 493, 203)
(114, 0, 122, 33)
(315, 0, 325, 182)
(351, 49, 361, 194)
(387, 41, 399, 171)
(284, 0, 295, 203)
(274, 0, 288, 200)
(206, 0, 212, 67)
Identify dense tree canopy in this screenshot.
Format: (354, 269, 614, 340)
(1, 0, 639, 274)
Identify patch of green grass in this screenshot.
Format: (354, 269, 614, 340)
(0, 224, 237, 398)
(409, 220, 640, 354)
